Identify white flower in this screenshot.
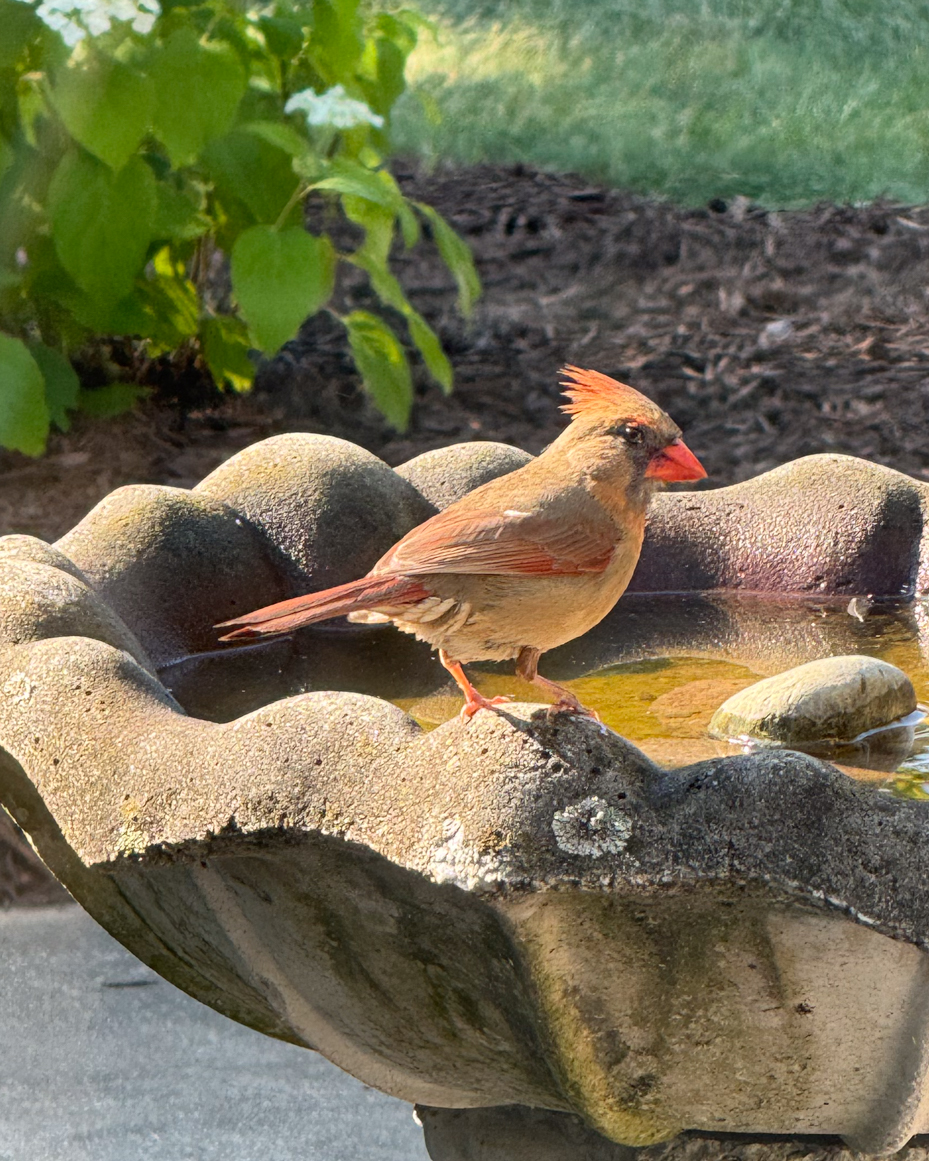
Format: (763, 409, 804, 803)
(284, 85, 384, 130)
(35, 3, 85, 45)
(33, 0, 160, 43)
(130, 7, 155, 32)
(84, 6, 110, 34)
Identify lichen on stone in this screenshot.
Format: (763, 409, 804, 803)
(551, 796, 632, 857)
(430, 818, 520, 892)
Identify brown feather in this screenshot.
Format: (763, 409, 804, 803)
(374, 506, 618, 577)
(559, 364, 658, 425)
(217, 575, 430, 640)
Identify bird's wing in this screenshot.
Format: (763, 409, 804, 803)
(374, 506, 620, 577)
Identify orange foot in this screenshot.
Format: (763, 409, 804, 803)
(439, 650, 515, 722)
(460, 692, 514, 721)
(546, 697, 601, 722)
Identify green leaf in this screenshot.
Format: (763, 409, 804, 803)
(231, 225, 335, 353)
(371, 12, 419, 58)
(77, 382, 148, 418)
(309, 157, 401, 208)
(407, 312, 452, 393)
(48, 282, 149, 338)
(362, 37, 407, 116)
(351, 250, 451, 393)
(132, 250, 200, 346)
(343, 192, 394, 262)
(153, 179, 211, 243)
(0, 265, 21, 296)
(48, 151, 157, 306)
(0, 333, 50, 455)
(0, 133, 59, 269)
(17, 75, 44, 148)
(257, 15, 304, 59)
(203, 129, 303, 230)
(291, 149, 325, 183)
(0, 0, 42, 70)
(415, 202, 481, 318)
(50, 50, 155, 172)
(28, 342, 79, 431)
(397, 199, 420, 248)
(309, 0, 364, 83)
(342, 195, 449, 391)
(242, 120, 313, 158)
(0, 141, 14, 195)
(200, 314, 254, 392)
(342, 309, 411, 430)
(149, 28, 246, 168)
(235, 83, 285, 127)
(18, 239, 92, 341)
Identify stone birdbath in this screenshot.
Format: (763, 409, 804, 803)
(4, 434, 929, 1159)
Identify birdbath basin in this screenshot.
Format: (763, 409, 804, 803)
(4, 435, 929, 1158)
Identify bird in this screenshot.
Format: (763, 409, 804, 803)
(216, 366, 706, 720)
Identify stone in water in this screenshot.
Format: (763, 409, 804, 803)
(708, 654, 917, 746)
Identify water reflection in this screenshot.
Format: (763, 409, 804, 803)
(161, 593, 929, 794)
(160, 625, 442, 723)
(545, 593, 923, 682)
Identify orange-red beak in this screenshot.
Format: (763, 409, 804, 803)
(645, 438, 707, 482)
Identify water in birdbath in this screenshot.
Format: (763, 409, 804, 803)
(159, 592, 929, 800)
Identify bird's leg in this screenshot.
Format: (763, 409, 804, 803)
(439, 650, 513, 721)
(516, 647, 600, 721)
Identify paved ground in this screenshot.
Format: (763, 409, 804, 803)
(0, 905, 430, 1161)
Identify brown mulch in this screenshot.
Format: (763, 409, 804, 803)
(5, 161, 929, 900)
(5, 161, 929, 544)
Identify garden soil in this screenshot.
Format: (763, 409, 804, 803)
(4, 161, 929, 901)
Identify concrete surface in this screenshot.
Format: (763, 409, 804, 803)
(0, 905, 428, 1161)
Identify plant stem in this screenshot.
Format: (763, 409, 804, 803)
(273, 181, 310, 231)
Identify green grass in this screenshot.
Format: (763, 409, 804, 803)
(390, 0, 929, 206)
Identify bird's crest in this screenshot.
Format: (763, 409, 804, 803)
(559, 365, 657, 424)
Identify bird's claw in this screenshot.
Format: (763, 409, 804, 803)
(545, 699, 600, 722)
(459, 693, 514, 721)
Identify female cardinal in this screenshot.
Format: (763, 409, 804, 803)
(217, 366, 706, 719)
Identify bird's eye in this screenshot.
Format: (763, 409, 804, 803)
(611, 423, 645, 445)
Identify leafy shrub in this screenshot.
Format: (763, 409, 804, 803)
(0, 0, 479, 454)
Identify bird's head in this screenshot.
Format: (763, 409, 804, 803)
(556, 365, 706, 499)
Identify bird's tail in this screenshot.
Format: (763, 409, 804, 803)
(216, 574, 430, 641)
